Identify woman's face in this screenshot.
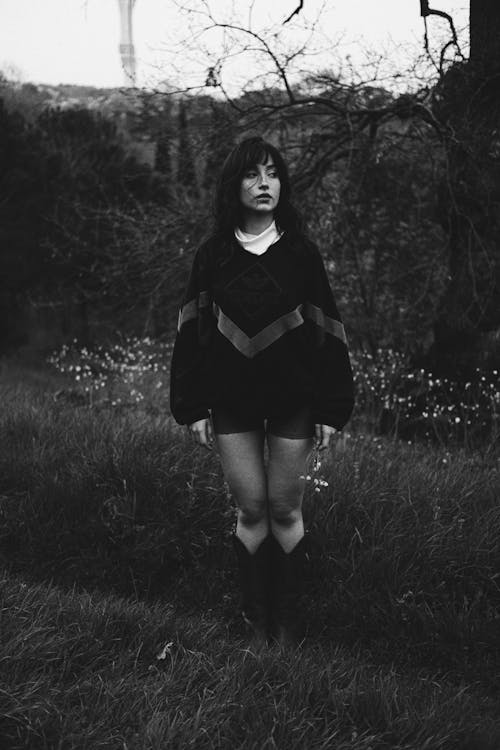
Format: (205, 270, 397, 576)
(239, 155, 281, 217)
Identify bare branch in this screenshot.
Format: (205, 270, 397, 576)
(419, 0, 465, 61)
(205, 20, 298, 102)
(284, 2, 304, 25)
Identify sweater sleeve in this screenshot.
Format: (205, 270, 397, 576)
(305, 244, 355, 430)
(169, 245, 214, 426)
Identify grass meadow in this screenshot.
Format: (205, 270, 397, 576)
(1, 344, 499, 749)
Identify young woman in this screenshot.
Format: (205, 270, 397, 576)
(169, 136, 354, 647)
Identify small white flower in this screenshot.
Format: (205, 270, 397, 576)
(156, 641, 174, 660)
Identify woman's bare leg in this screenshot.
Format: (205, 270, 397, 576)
(214, 429, 269, 553)
(266, 434, 315, 552)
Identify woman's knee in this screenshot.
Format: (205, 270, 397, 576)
(237, 502, 268, 526)
(269, 502, 302, 526)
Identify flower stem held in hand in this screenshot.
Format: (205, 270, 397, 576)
(187, 418, 214, 450)
(314, 424, 337, 451)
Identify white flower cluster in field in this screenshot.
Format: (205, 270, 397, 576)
(352, 349, 499, 444)
(47, 336, 173, 407)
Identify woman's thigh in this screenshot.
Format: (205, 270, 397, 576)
(266, 434, 315, 517)
(214, 428, 268, 518)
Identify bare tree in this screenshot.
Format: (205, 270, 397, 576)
(273, 1, 500, 373)
(159, 2, 451, 348)
(419, 0, 500, 374)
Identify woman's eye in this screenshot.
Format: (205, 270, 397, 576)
(244, 171, 257, 178)
(268, 171, 278, 179)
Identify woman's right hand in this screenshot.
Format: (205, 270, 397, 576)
(187, 418, 214, 450)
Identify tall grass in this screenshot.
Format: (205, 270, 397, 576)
(1, 355, 499, 663)
(0, 360, 230, 603)
(2, 572, 500, 749)
(1, 352, 500, 748)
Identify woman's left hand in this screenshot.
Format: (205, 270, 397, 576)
(314, 424, 338, 451)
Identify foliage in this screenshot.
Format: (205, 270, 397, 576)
(0, 98, 50, 289)
(61, 200, 205, 338)
(425, 59, 500, 372)
(177, 99, 198, 197)
(0, 94, 166, 348)
(1, 68, 499, 371)
(302, 116, 448, 356)
(353, 348, 500, 451)
(35, 106, 157, 291)
(47, 336, 172, 407)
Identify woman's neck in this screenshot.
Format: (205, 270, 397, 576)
(239, 213, 274, 236)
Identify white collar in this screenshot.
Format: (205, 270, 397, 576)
(234, 220, 282, 255)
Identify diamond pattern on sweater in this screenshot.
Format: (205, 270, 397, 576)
(224, 262, 283, 320)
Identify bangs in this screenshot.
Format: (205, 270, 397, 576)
(219, 137, 284, 186)
(243, 146, 272, 169)
(238, 141, 276, 174)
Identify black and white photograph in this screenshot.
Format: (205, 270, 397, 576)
(1, 1, 499, 748)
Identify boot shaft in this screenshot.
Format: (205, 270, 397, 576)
(269, 533, 311, 646)
(232, 533, 272, 633)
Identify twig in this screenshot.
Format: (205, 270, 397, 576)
(284, 1, 304, 25)
(419, 0, 465, 63)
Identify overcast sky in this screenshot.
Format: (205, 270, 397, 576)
(0, 0, 469, 91)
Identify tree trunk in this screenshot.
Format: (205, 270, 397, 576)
(428, 0, 500, 376)
(469, 0, 500, 70)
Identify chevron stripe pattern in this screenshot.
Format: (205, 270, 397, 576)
(177, 294, 346, 357)
(177, 291, 211, 331)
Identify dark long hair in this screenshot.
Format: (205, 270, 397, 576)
(209, 136, 310, 265)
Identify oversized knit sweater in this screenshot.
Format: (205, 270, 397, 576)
(169, 232, 354, 429)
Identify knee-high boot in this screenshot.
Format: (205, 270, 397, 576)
(269, 533, 310, 647)
(232, 534, 272, 644)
